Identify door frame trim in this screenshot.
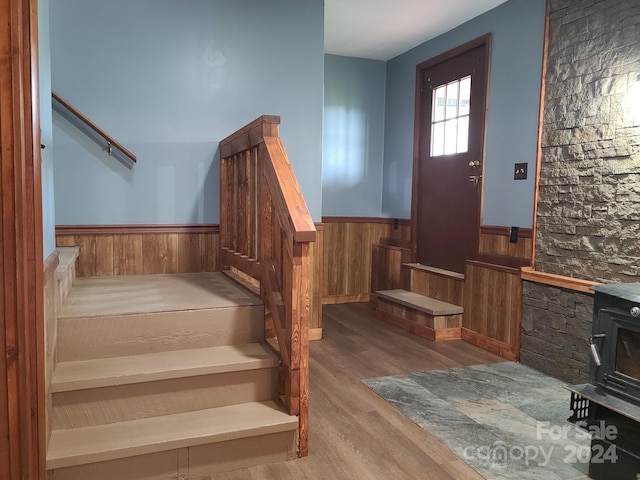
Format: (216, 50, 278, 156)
(0, 0, 45, 477)
(410, 33, 492, 265)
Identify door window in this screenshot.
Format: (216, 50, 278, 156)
(430, 76, 471, 156)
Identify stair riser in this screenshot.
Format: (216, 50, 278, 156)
(57, 305, 264, 361)
(49, 430, 296, 480)
(52, 367, 278, 429)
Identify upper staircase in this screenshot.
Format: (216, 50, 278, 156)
(46, 115, 317, 478)
(47, 272, 298, 479)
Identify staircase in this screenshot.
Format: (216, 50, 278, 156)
(47, 271, 298, 480)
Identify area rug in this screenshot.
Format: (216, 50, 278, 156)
(363, 362, 590, 480)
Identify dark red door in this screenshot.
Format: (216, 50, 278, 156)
(413, 36, 490, 274)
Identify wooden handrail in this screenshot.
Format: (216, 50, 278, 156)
(51, 91, 137, 165)
(218, 115, 316, 458)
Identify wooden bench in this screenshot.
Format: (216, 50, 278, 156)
(375, 289, 463, 341)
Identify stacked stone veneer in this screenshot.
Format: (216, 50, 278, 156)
(536, 0, 640, 282)
(522, 0, 640, 384)
(521, 282, 593, 383)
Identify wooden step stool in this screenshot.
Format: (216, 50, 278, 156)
(375, 289, 463, 341)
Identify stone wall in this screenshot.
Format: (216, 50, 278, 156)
(522, 0, 640, 381)
(536, 0, 640, 283)
(521, 282, 593, 384)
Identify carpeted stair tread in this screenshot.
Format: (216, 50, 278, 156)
(52, 343, 278, 392)
(47, 400, 297, 470)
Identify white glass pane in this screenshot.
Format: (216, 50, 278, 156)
(433, 85, 446, 122)
(431, 122, 444, 156)
(457, 115, 469, 153)
(445, 80, 459, 119)
(444, 119, 457, 155)
(459, 76, 471, 116)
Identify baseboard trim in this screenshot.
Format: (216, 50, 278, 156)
(309, 328, 323, 341)
(461, 328, 518, 361)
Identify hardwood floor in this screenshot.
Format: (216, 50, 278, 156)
(217, 302, 506, 480)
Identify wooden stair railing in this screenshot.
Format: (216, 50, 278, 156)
(218, 115, 316, 457)
(52, 91, 137, 168)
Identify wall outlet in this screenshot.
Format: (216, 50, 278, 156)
(514, 163, 528, 180)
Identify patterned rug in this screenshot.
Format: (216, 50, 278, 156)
(363, 362, 590, 480)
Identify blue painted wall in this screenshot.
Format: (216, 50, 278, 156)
(39, 0, 56, 257)
(382, 0, 546, 227)
(323, 55, 386, 216)
(50, 0, 324, 224)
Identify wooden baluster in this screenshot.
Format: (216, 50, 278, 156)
(248, 147, 257, 259)
(238, 151, 248, 255)
(219, 156, 229, 270)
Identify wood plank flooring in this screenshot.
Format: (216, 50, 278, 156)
(215, 302, 507, 480)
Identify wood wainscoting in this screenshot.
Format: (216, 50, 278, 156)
(370, 238, 412, 300)
(479, 225, 532, 261)
(462, 260, 523, 361)
(56, 224, 219, 277)
(322, 217, 410, 304)
(405, 263, 465, 307)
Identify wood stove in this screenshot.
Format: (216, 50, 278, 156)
(567, 283, 640, 479)
(590, 283, 640, 405)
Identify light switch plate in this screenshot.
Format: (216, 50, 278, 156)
(514, 163, 528, 180)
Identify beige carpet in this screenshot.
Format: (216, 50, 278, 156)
(60, 272, 262, 318)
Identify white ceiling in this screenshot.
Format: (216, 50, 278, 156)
(324, 0, 510, 61)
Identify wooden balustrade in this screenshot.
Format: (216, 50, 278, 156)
(218, 116, 316, 457)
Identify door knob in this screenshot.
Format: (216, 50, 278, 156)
(468, 175, 482, 188)
(468, 160, 481, 168)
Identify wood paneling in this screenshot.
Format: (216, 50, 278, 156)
(462, 260, 522, 361)
(55, 225, 219, 277)
(407, 264, 465, 307)
(322, 217, 410, 303)
(371, 243, 412, 299)
(479, 225, 533, 260)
